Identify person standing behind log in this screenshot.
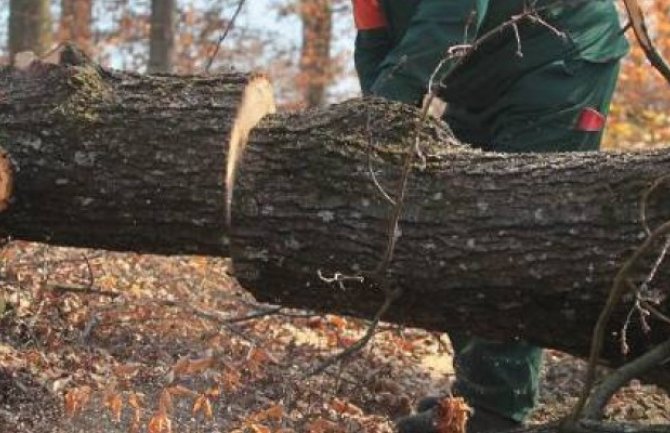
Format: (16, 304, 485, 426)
(351, 1, 629, 432)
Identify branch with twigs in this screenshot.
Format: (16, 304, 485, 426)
(622, 0, 670, 85)
(306, 1, 570, 378)
(569, 179, 670, 424)
(580, 338, 670, 422)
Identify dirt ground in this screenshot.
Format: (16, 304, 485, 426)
(0, 242, 668, 433)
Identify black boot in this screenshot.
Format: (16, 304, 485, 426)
(395, 407, 440, 433)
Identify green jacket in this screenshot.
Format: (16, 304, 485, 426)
(355, 0, 629, 104)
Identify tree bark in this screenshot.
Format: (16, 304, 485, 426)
(0, 50, 275, 255)
(148, 0, 176, 74)
(229, 99, 670, 383)
(0, 59, 669, 385)
(8, 0, 53, 63)
(59, 0, 93, 55)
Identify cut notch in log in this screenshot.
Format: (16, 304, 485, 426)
(226, 75, 276, 226)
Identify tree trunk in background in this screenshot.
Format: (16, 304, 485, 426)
(59, 0, 93, 54)
(148, 0, 176, 74)
(299, 0, 332, 107)
(8, 0, 53, 62)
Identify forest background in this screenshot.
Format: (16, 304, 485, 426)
(3, 0, 670, 149)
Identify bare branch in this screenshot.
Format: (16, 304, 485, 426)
(204, 0, 247, 73)
(303, 287, 402, 378)
(581, 339, 670, 420)
(622, 0, 670, 85)
(640, 174, 670, 236)
(570, 220, 670, 421)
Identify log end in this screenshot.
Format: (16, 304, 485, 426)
(0, 149, 13, 212)
(225, 75, 276, 224)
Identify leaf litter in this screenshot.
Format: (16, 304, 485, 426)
(0, 241, 667, 432)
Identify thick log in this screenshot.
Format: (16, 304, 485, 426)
(0, 47, 275, 254)
(230, 99, 670, 380)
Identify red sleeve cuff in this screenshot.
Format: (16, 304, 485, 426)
(352, 0, 387, 30)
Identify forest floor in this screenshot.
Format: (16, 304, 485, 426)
(0, 242, 668, 433)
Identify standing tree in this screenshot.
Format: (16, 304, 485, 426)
(59, 0, 93, 54)
(299, 0, 332, 107)
(148, 0, 176, 73)
(8, 0, 53, 62)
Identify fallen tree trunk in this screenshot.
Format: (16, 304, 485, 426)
(0, 56, 668, 385)
(0, 46, 274, 254)
(230, 99, 670, 384)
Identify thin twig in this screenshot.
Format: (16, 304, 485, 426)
(48, 284, 121, 298)
(640, 174, 670, 235)
(80, 312, 102, 344)
(639, 300, 670, 326)
(570, 220, 670, 421)
(303, 287, 402, 378)
(204, 0, 246, 73)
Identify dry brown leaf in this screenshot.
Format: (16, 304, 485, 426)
(148, 411, 172, 433)
(128, 393, 142, 424)
(170, 357, 190, 377)
(437, 397, 472, 433)
(203, 397, 213, 419)
(172, 356, 215, 378)
(248, 424, 271, 433)
(64, 385, 91, 417)
(167, 384, 198, 398)
(331, 398, 363, 416)
(158, 388, 173, 414)
(192, 394, 213, 419)
(104, 392, 123, 422)
(327, 315, 347, 329)
(112, 363, 140, 379)
(306, 417, 338, 433)
(337, 335, 357, 348)
(128, 393, 142, 409)
(307, 316, 324, 329)
(247, 347, 278, 365)
(205, 386, 222, 397)
(219, 367, 242, 392)
(247, 403, 285, 423)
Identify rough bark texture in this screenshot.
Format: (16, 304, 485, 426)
(59, 0, 93, 54)
(148, 0, 176, 74)
(230, 99, 670, 380)
(8, 0, 53, 62)
(0, 53, 274, 255)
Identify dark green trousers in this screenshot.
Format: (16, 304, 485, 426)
(352, 0, 626, 422)
(444, 57, 621, 422)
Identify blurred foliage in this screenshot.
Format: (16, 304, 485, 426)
(603, 2, 670, 150)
